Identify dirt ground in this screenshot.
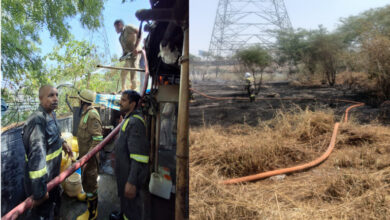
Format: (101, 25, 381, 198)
(189, 79, 390, 219)
(190, 80, 382, 127)
(60, 143, 176, 220)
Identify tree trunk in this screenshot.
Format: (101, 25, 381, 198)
(257, 70, 264, 94)
(251, 71, 257, 93)
(331, 70, 336, 86)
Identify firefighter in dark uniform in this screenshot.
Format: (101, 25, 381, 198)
(110, 90, 149, 220)
(22, 85, 73, 219)
(76, 89, 103, 220)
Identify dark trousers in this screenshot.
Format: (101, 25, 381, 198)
(121, 189, 147, 220)
(25, 186, 61, 220)
(81, 155, 98, 193)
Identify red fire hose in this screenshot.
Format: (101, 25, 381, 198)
(140, 50, 150, 97)
(3, 125, 121, 220)
(2, 50, 150, 220)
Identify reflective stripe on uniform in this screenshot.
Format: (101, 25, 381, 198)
(83, 109, 99, 124)
(92, 135, 103, 141)
(25, 146, 62, 162)
(123, 214, 129, 220)
(83, 112, 89, 124)
(29, 166, 47, 179)
(122, 118, 130, 132)
(46, 147, 62, 161)
(130, 154, 149, 163)
(132, 115, 146, 126)
(121, 115, 146, 132)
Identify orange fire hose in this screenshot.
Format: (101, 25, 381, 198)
(344, 103, 364, 123)
(224, 122, 340, 184)
(190, 87, 365, 184)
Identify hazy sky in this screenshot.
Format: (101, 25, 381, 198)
(38, 0, 390, 62)
(190, 0, 390, 55)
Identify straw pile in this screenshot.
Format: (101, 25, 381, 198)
(190, 109, 390, 219)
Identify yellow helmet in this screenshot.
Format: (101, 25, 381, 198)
(78, 89, 96, 104)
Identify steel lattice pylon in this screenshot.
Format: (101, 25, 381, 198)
(208, 0, 292, 58)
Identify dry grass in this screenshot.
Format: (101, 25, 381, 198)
(190, 64, 289, 83)
(289, 70, 324, 87)
(336, 71, 377, 92)
(190, 109, 390, 219)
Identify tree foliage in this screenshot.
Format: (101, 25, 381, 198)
(362, 35, 390, 100)
(337, 5, 390, 99)
(308, 29, 345, 86)
(278, 27, 346, 86)
(45, 40, 121, 115)
(277, 29, 309, 67)
(235, 45, 272, 93)
(45, 38, 101, 88)
(276, 5, 390, 100)
(1, 0, 105, 84)
(236, 46, 271, 72)
(338, 5, 390, 44)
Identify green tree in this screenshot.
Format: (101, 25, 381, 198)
(1, 0, 105, 84)
(276, 29, 310, 73)
(279, 27, 345, 86)
(45, 38, 102, 89)
(307, 29, 345, 86)
(336, 5, 390, 75)
(44, 38, 108, 115)
(362, 35, 390, 100)
(235, 45, 272, 93)
(338, 5, 390, 45)
(89, 56, 122, 93)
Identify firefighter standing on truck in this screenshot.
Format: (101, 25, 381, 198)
(76, 89, 103, 220)
(22, 85, 73, 219)
(110, 90, 149, 220)
(114, 19, 141, 92)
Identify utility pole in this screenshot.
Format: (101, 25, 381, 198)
(176, 26, 189, 220)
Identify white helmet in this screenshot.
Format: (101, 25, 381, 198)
(245, 72, 251, 78)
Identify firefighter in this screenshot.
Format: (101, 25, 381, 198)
(22, 85, 73, 219)
(110, 90, 149, 220)
(114, 19, 142, 92)
(75, 89, 103, 220)
(244, 72, 256, 102)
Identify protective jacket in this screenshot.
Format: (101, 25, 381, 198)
(77, 106, 103, 158)
(114, 109, 149, 195)
(22, 105, 64, 200)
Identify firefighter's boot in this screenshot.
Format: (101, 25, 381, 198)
(77, 191, 87, 202)
(77, 193, 98, 220)
(109, 211, 124, 220)
(250, 94, 255, 102)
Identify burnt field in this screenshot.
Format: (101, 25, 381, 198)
(189, 80, 390, 220)
(189, 80, 383, 127)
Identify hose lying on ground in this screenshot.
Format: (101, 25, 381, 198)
(190, 88, 365, 184)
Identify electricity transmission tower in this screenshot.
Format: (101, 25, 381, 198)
(208, 0, 292, 58)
